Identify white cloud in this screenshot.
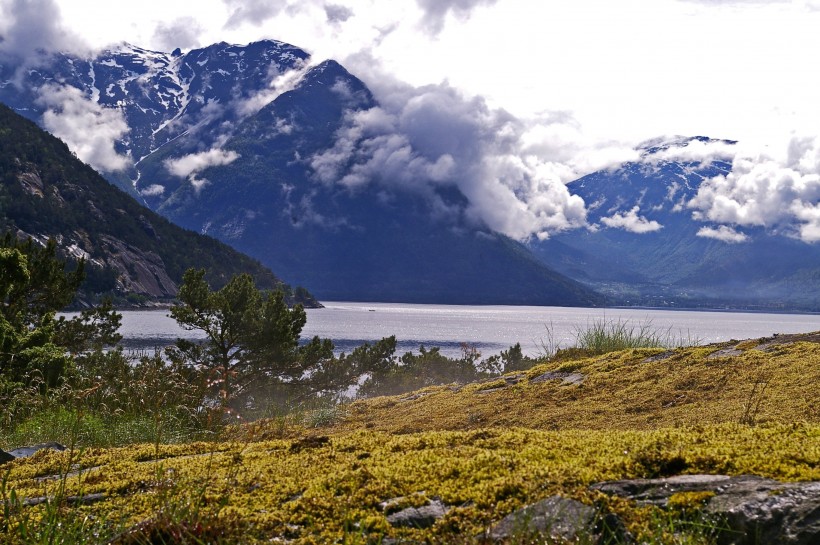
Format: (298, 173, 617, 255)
(36, 84, 131, 172)
(222, 0, 290, 29)
(308, 76, 634, 240)
(414, 0, 499, 35)
(0, 0, 90, 69)
(165, 148, 240, 178)
(152, 16, 204, 51)
(140, 184, 166, 197)
(164, 148, 240, 193)
(687, 136, 820, 242)
(696, 225, 749, 243)
(230, 59, 310, 118)
(643, 137, 737, 165)
(601, 206, 663, 233)
(325, 3, 354, 23)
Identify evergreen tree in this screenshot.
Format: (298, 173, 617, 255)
(170, 269, 311, 409)
(0, 234, 119, 388)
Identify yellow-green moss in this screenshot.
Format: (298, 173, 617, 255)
(3, 339, 819, 544)
(667, 491, 716, 511)
(2, 423, 818, 544)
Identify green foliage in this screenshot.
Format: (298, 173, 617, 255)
(571, 318, 696, 357)
(354, 339, 490, 398)
(0, 236, 83, 388)
(479, 343, 538, 375)
(170, 269, 312, 411)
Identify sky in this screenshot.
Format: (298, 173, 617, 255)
(1, 0, 819, 242)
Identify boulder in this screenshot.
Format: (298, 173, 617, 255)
(0, 449, 15, 464)
(485, 495, 630, 544)
(591, 474, 820, 545)
(385, 499, 450, 529)
(7, 442, 67, 459)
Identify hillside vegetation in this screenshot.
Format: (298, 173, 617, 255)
(0, 103, 316, 306)
(2, 333, 818, 544)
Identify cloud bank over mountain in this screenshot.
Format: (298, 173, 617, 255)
(2, 0, 819, 244)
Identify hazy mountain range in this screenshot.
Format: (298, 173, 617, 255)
(1, 39, 817, 310)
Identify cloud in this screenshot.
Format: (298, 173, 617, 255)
(687, 136, 820, 242)
(164, 148, 240, 193)
(696, 225, 749, 243)
(0, 0, 89, 76)
(415, 0, 499, 35)
(223, 0, 290, 29)
(231, 59, 310, 118)
(140, 184, 166, 197)
(643, 136, 737, 165)
(601, 206, 663, 233)
(325, 3, 354, 23)
(165, 148, 241, 178)
(309, 70, 641, 240)
(152, 17, 204, 51)
(36, 84, 131, 172)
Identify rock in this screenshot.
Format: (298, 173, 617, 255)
(0, 449, 15, 464)
(591, 474, 820, 545)
(485, 495, 631, 544)
(386, 499, 450, 529)
(23, 492, 106, 507)
(7, 442, 67, 459)
(530, 371, 585, 386)
(707, 348, 744, 359)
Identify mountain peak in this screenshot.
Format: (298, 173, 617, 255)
(638, 135, 737, 157)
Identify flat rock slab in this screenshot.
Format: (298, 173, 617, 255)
(485, 495, 631, 544)
(7, 442, 66, 459)
(0, 450, 15, 464)
(530, 371, 585, 386)
(386, 499, 450, 529)
(592, 474, 820, 545)
(707, 348, 744, 359)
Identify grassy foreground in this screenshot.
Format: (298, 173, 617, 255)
(2, 333, 819, 544)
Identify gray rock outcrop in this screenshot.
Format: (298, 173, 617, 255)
(485, 495, 630, 544)
(0, 442, 67, 464)
(591, 474, 820, 545)
(385, 499, 450, 529)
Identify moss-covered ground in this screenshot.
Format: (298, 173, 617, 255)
(2, 334, 819, 544)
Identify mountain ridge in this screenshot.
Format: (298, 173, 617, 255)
(1, 40, 604, 307)
(0, 102, 318, 307)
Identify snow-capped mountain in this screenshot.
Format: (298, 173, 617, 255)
(0, 41, 602, 306)
(532, 137, 820, 310)
(0, 40, 309, 194)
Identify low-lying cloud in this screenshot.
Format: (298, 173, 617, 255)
(310, 71, 639, 240)
(37, 84, 131, 172)
(687, 136, 820, 243)
(165, 148, 241, 193)
(601, 206, 663, 234)
(696, 225, 748, 243)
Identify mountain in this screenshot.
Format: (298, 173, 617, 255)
(532, 137, 820, 311)
(0, 102, 317, 306)
(0, 41, 603, 307)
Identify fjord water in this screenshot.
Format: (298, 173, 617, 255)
(112, 303, 820, 358)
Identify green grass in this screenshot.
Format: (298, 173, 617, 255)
(573, 318, 697, 355)
(538, 318, 698, 360)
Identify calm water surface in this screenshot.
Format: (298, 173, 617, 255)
(107, 302, 820, 358)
